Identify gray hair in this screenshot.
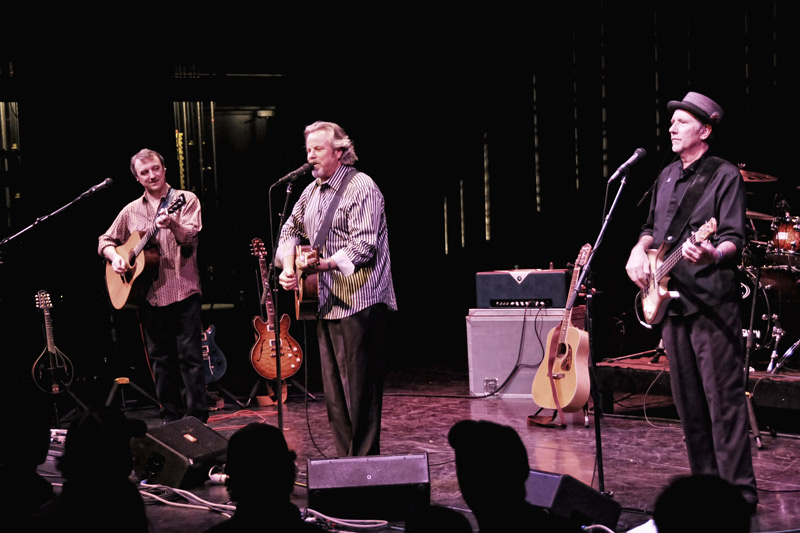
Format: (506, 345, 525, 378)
(304, 121, 358, 165)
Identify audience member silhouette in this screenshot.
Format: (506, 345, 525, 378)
(205, 422, 325, 532)
(405, 503, 473, 532)
(36, 406, 150, 532)
(448, 419, 581, 532)
(3, 384, 56, 522)
(653, 473, 751, 533)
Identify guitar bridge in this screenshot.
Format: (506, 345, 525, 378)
(551, 373, 565, 379)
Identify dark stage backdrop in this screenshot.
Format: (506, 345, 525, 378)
(2, 4, 797, 405)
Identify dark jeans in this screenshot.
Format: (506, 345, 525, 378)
(317, 303, 388, 457)
(141, 293, 208, 423)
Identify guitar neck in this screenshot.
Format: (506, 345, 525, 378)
(558, 264, 582, 341)
(656, 233, 699, 282)
(43, 309, 57, 354)
(258, 257, 276, 321)
(132, 224, 159, 259)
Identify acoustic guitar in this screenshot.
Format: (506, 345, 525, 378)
(249, 238, 303, 380)
(531, 244, 592, 414)
(104, 193, 186, 310)
(639, 218, 717, 325)
(32, 290, 75, 394)
(201, 324, 227, 383)
(295, 244, 320, 320)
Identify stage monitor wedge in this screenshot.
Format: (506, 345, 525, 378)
(526, 469, 622, 529)
(307, 453, 430, 521)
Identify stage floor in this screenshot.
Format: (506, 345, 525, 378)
(35, 360, 800, 533)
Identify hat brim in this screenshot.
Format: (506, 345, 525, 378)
(667, 100, 713, 124)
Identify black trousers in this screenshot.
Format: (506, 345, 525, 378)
(317, 303, 388, 457)
(141, 293, 208, 423)
(661, 299, 758, 504)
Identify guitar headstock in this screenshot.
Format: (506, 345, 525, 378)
(576, 243, 592, 267)
(250, 238, 268, 260)
(695, 218, 718, 242)
(35, 290, 52, 310)
(167, 193, 187, 214)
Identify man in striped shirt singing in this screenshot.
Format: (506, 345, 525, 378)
(277, 121, 397, 457)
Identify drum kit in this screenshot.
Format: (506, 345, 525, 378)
(739, 168, 799, 374)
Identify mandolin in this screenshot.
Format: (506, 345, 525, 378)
(32, 290, 75, 394)
(104, 193, 186, 310)
(249, 238, 303, 380)
(531, 244, 592, 415)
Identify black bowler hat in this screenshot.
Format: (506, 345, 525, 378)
(667, 91, 724, 125)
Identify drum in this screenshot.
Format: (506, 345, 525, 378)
(739, 265, 800, 368)
(767, 216, 800, 267)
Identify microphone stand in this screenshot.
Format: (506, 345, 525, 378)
(266, 178, 301, 432)
(0, 182, 107, 420)
(570, 168, 633, 496)
(0, 181, 108, 248)
(268, 176, 308, 431)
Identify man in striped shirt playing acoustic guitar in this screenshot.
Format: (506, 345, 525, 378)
(277, 121, 397, 457)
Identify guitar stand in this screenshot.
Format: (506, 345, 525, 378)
(528, 403, 590, 429)
(104, 376, 160, 411)
(51, 388, 90, 428)
(210, 382, 249, 408)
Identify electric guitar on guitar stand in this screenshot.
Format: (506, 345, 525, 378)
(249, 238, 304, 383)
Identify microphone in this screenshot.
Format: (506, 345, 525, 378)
(80, 178, 114, 197)
(608, 148, 647, 183)
(274, 163, 314, 186)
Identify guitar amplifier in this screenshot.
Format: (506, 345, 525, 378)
(466, 307, 585, 398)
(475, 269, 570, 308)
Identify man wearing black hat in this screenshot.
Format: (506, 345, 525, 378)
(625, 91, 758, 512)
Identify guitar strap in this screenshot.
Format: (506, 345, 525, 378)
(312, 167, 359, 251)
(662, 156, 723, 246)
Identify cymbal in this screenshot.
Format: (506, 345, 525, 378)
(746, 210, 773, 221)
(740, 169, 778, 183)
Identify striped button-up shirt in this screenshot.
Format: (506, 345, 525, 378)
(98, 188, 202, 307)
(277, 165, 397, 319)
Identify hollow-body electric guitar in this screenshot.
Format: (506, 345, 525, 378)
(639, 218, 717, 325)
(32, 290, 75, 394)
(531, 244, 592, 415)
(249, 238, 303, 380)
(104, 193, 186, 310)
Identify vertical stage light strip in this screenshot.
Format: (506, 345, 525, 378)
(599, 18, 609, 182)
(654, 10, 663, 154)
(482, 132, 490, 241)
(572, 27, 581, 191)
(532, 74, 542, 213)
(443, 197, 449, 255)
(460, 179, 466, 248)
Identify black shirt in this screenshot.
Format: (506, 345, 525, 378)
(640, 152, 747, 316)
